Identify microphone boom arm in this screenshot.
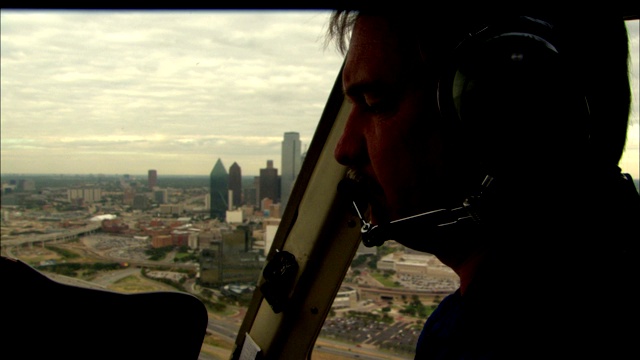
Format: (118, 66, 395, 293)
(350, 175, 494, 247)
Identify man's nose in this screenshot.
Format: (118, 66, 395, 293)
(334, 109, 368, 167)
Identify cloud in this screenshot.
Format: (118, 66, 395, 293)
(1, 10, 343, 175)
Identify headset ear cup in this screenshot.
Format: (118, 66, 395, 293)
(453, 31, 561, 125)
(438, 17, 590, 174)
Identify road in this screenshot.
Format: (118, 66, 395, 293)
(90, 267, 142, 287)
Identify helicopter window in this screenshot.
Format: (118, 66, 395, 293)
(1, 10, 637, 360)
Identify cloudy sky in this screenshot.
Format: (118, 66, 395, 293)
(1, 11, 639, 179)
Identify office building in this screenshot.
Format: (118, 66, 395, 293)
(226, 209, 244, 224)
(199, 226, 263, 286)
(229, 162, 242, 209)
(281, 132, 302, 210)
(259, 160, 279, 209)
(261, 198, 274, 216)
(243, 176, 260, 207)
(68, 188, 102, 204)
(159, 204, 183, 216)
(244, 186, 257, 207)
(210, 158, 229, 221)
(148, 169, 157, 188)
(123, 187, 135, 206)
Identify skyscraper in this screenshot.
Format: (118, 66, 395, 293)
(229, 162, 242, 209)
(281, 132, 302, 210)
(245, 176, 260, 207)
(259, 160, 279, 209)
(210, 158, 228, 221)
(148, 169, 157, 188)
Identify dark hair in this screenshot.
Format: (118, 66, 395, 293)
(326, 10, 356, 55)
(327, 12, 632, 169)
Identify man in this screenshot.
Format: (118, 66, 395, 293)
(329, 11, 639, 359)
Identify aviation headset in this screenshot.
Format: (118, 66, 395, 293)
(436, 15, 592, 177)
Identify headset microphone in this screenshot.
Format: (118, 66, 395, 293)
(338, 175, 494, 247)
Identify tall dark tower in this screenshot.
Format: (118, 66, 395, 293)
(210, 158, 228, 221)
(148, 169, 157, 188)
(259, 160, 279, 209)
(228, 162, 242, 209)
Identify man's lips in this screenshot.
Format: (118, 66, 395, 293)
(343, 168, 387, 226)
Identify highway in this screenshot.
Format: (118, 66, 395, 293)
(0, 222, 102, 248)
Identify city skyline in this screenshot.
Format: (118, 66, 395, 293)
(1, 12, 638, 180)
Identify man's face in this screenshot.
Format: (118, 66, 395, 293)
(335, 15, 473, 248)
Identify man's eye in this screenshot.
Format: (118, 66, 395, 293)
(364, 95, 389, 114)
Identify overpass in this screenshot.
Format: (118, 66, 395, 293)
(0, 222, 102, 249)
